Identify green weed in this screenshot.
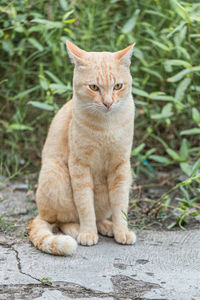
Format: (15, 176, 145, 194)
(0, 215, 15, 233)
(40, 277, 52, 286)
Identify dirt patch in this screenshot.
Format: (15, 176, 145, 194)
(128, 169, 200, 232)
(0, 282, 108, 300)
(111, 275, 161, 299)
(0, 176, 37, 241)
(0, 279, 158, 300)
(113, 263, 128, 270)
(0, 284, 44, 300)
(136, 259, 149, 265)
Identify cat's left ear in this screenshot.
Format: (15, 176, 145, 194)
(66, 40, 86, 66)
(115, 43, 135, 67)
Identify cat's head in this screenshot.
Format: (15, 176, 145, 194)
(66, 41, 134, 114)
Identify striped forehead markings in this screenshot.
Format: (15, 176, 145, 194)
(95, 62, 115, 86)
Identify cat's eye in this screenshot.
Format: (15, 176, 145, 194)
(114, 83, 123, 90)
(89, 84, 99, 92)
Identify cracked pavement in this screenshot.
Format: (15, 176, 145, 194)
(1, 230, 200, 300)
(1, 178, 200, 299)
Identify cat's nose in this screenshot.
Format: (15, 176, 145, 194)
(103, 101, 113, 109)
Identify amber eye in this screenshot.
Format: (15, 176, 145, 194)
(89, 84, 99, 91)
(114, 83, 123, 90)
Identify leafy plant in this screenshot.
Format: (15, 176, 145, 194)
(40, 277, 52, 286)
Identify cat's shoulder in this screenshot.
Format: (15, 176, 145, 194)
(53, 99, 73, 120)
(59, 99, 72, 114)
(48, 100, 73, 134)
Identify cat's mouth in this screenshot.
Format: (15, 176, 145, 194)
(103, 106, 113, 113)
(104, 107, 111, 112)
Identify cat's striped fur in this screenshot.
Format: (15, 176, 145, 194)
(28, 41, 136, 255)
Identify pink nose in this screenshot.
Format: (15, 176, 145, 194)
(103, 102, 113, 109)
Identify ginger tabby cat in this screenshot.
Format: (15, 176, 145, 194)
(28, 41, 136, 255)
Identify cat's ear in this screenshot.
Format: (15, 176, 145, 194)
(66, 40, 86, 66)
(115, 43, 135, 67)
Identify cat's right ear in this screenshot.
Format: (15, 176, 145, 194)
(66, 40, 86, 66)
(115, 43, 135, 67)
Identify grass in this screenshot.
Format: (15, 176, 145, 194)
(0, 215, 15, 233)
(40, 277, 52, 286)
(0, 0, 200, 229)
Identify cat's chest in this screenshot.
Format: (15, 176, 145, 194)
(90, 146, 110, 179)
(71, 114, 133, 174)
(93, 120, 133, 145)
(90, 134, 130, 175)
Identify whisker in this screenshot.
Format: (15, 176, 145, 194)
(78, 102, 104, 115)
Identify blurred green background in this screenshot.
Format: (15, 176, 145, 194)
(0, 0, 200, 226)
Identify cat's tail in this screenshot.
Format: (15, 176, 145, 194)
(27, 216, 77, 256)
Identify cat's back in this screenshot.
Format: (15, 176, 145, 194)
(42, 100, 73, 162)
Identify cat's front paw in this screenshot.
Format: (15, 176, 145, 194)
(114, 231, 136, 245)
(77, 232, 99, 246)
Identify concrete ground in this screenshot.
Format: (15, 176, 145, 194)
(0, 178, 200, 299)
(1, 230, 200, 300)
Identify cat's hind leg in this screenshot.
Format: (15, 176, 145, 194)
(97, 220, 114, 237)
(59, 223, 80, 239)
(29, 161, 78, 256)
(36, 160, 78, 223)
